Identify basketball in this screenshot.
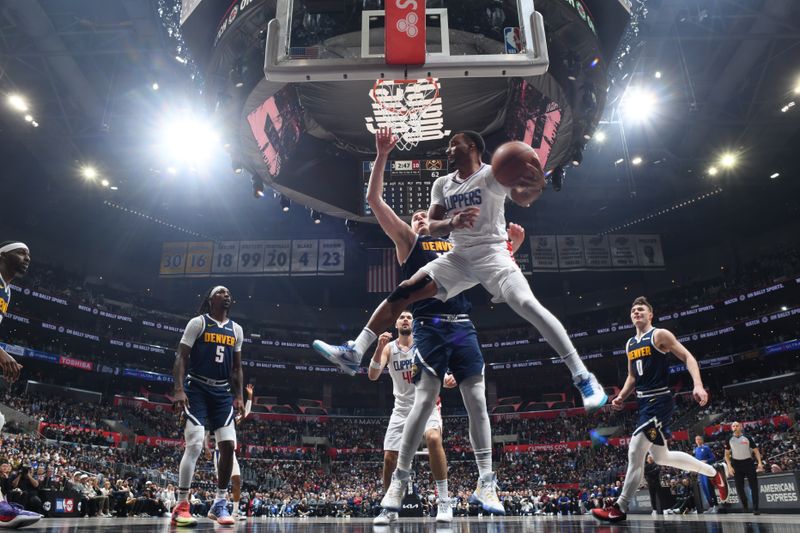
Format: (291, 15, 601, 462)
(491, 141, 545, 188)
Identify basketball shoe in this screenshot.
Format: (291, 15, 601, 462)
(373, 508, 398, 525)
(0, 501, 42, 529)
(436, 497, 455, 522)
(207, 499, 235, 526)
(468, 472, 505, 515)
(591, 502, 627, 523)
(712, 464, 730, 502)
(380, 470, 410, 511)
(574, 372, 608, 413)
(170, 500, 196, 527)
(312, 340, 361, 376)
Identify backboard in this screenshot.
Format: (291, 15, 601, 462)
(264, 0, 549, 82)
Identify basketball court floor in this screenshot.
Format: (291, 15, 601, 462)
(17, 514, 800, 532)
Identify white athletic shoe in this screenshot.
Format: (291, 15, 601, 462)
(312, 340, 361, 376)
(651, 510, 657, 517)
(373, 508, 398, 525)
(380, 471, 410, 511)
(574, 372, 608, 413)
(468, 472, 505, 515)
(436, 498, 455, 522)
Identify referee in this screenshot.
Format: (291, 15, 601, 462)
(724, 421, 764, 515)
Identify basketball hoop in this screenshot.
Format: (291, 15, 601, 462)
(371, 78, 440, 151)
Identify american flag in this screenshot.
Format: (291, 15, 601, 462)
(367, 248, 399, 293)
(289, 46, 320, 59)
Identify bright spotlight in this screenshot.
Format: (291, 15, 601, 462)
(594, 131, 607, 143)
(631, 156, 643, 166)
(101, 179, 110, 187)
(708, 166, 718, 176)
(719, 153, 737, 168)
(654, 71, 662, 79)
(24, 114, 33, 122)
(770, 172, 780, 179)
(152, 82, 159, 91)
(81, 166, 98, 180)
(7, 94, 29, 112)
(31, 121, 39, 128)
(620, 87, 657, 122)
(160, 115, 220, 164)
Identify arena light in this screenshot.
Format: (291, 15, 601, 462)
(24, 114, 33, 122)
(167, 166, 178, 175)
(770, 172, 780, 179)
(159, 114, 220, 165)
(81, 166, 98, 180)
(708, 166, 718, 176)
(280, 195, 290, 212)
(101, 179, 110, 188)
(7, 94, 29, 113)
(631, 156, 643, 166)
(719, 152, 737, 169)
(31, 120, 39, 128)
(654, 71, 662, 79)
(594, 131, 606, 143)
(620, 87, 657, 122)
(311, 210, 322, 224)
(152, 82, 159, 91)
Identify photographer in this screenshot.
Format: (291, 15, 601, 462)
(10, 464, 43, 515)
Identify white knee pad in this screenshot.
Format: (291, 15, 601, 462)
(184, 423, 205, 454)
(215, 422, 237, 445)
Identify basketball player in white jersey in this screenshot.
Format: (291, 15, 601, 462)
(316, 130, 607, 414)
(206, 383, 254, 521)
(368, 311, 453, 524)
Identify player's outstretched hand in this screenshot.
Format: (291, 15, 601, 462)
(377, 332, 393, 348)
(611, 395, 625, 411)
(246, 383, 254, 399)
(443, 373, 457, 389)
(0, 351, 22, 382)
(172, 390, 189, 415)
(692, 386, 708, 406)
(375, 127, 398, 156)
(452, 207, 480, 229)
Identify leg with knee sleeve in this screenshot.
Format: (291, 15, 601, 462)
(396, 372, 441, 473)
(499, 272, 588, 378)
(178, 423, 206, 500)
(617, 432, 654, 513)
(458, 375, 493, 478)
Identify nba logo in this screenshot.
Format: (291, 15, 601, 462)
(504, 27, 522, 54)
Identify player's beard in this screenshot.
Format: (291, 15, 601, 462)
(398, 326, 412, 336)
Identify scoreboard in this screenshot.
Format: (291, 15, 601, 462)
(362, 159, 448, 217)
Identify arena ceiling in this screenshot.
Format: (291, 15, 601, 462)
(0, 0, 799, 258)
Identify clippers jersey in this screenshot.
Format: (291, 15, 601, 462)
(626, 328, 670, 396)
(387, 340, 417, 412)
(430, 163, 510, 248)
(401, 235, 471, 316)
(189, 315, 239, 381)
(0, 275, 10, 326)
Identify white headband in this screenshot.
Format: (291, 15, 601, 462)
(0, 242, 29, 255)
(209, 286, 229, 298)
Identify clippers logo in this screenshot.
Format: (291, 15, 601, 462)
(396, 11, 419, 37)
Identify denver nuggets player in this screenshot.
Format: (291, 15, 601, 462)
(317, 129, 525, 520)
(592, 296, 729, 523)
(315, 130, 606, 413)
(369, 312, 450, 525)
(0, 241, 43, 528)
(171, 286, 244, 526)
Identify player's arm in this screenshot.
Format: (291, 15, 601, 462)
(724, 446, 734, 476)
(752, 443, 764, 472)
(172, 316, 203, 413)
(244, 383, 254, 418)
(654, 328, 708, 406)
(612, 357, 636, 410)
(508, 163, 546, 207)
(507, 222, 525, 254)
(427, 204, 480, 237)
(368, 333, 392, 381)
(366, 128, 418, 261)
(0, 346, 22, 382)
(231, 324, 245, 418)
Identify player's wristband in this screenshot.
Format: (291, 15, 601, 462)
(369, 360, 382, 370)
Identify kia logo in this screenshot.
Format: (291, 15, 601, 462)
(402, 503, 419, 509)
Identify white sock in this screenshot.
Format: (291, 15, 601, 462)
(475, 451, 493, 479)
(458, 375, 494, 479)
(618, 432, 654, 512)
(353, 327, 377, 357)
(435, 479, 449, 499)
(215, 489, 227, 501)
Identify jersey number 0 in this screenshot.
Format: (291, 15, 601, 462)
(636, 359, 644, 377)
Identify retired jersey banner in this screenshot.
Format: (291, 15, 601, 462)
(158, 239, 345, 278)
(531, 235, 665, 271)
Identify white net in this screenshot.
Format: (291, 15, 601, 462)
(370, 78, 441, 151)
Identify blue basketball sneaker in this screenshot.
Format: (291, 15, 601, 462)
(312, 340, 361, 376)
(0, 501, 42, 528)
(575, 372, 608, 413)
(207, 498, 234, 526)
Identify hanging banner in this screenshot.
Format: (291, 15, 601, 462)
(556, 235, 586, 270)
(530, 235, 558, 271)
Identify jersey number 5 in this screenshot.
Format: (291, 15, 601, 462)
(635, 359, 644, 377)
(215, 345, 225, 363)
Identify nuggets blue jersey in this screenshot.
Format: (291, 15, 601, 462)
(626, 328, 670, 395)
(0, 278, 10, 325)
(189, 315, 237, 381)
(401, 235, 471, 316)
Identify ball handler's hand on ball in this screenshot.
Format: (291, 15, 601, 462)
(375, 127, 398, 156)
(172, 390, 189, 415)
(611, 395, 625, 411)
(451, 207, 480, 229)
(692, 386, 708, 406)
(443, 373, 457, 389)
(514, 162, 546, 190)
